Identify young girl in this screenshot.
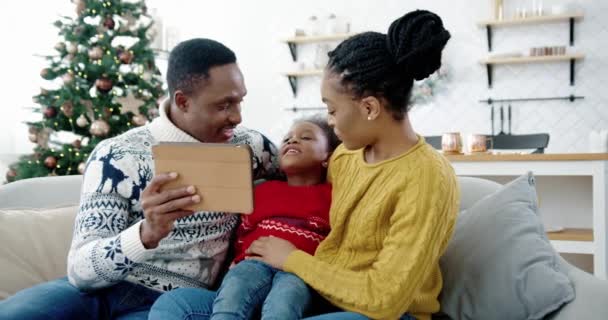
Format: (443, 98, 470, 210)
(246, 10, 459, 320)
(149, 9, 458, 320)
(210, 115, 340, 320)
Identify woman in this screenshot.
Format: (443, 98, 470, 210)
(149, 9, 458, 320)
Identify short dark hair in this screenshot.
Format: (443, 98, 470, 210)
(295, 114, 341, 153)
(167, 38, 237, 98)
(327, 10, 450, 120)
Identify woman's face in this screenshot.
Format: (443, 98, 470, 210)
(321, 71, 373, 150)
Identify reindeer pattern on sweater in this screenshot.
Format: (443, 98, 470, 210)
(68, 125, 278, 292)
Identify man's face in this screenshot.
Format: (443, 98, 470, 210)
(178, 63, 247, 143)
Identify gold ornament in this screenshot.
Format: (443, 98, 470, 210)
(119, 51, 134, 64)
(62, 73, 74, 84)
(54, 42, 66, 51)
(88, 46, 103, 60)
(28, 133, 38, 143)
(61, 102, 74, 117)
(132, 114, 147, 126)
(95, 77, 113, 93)
(40, 68, 53, 80)
(67, 43, 78, 54)
(90, 119, 110, 137)
(78, 162, 86, 174)
(75, 0, 86, 15)
(76, 114, 89, 127)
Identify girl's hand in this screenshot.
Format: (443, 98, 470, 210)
(246, 236, 297, 269)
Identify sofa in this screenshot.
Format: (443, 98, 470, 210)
(1, 175, 607, 319)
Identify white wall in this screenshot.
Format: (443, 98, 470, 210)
(2, 0, 607, 155)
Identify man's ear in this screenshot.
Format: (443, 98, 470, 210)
(359, 96, 381, 121)
(174, 90, 189, 112)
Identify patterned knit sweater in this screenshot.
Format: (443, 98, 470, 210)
(283, 137, 460, 320)
(67, 104, 279, 292)
(233, 180, 331, 263)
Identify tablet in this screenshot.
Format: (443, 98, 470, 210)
(152, 142, 254, 214)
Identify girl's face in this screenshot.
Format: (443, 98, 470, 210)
(279, 121, 330, 175)
(321, 71, 375, 150)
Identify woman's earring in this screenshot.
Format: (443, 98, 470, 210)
(322, 161, 328, 168)
(367, 116, 372, 121)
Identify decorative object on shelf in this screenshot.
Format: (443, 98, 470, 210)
(494, 0, 504, 20)
(411, 66, 449, 106)
(306, 15, 321, 36)
(442, 132, 463, 155)
(530, 46, 566, 56)
(468, 134, 491, 153)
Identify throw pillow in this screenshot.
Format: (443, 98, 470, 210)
(439, 172, 575, 320)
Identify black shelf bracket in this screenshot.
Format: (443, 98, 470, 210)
(284, 106, 326, 113)
(570, 18, 575, 46)
(486, 64, 493, 88)
(486, 26, 493, 51)
(570, 58, 575, 86)
(479, 95, 585, 104)
(287, 43, 297, 61)
(287, 76, 297, 96)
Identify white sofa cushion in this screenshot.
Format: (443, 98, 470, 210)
(0, 206, 77, 299)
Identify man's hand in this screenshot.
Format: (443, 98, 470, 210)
(139, 172, 200, 249)
(245, 236, 297, 269)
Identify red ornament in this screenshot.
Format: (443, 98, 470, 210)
(96, 77, 113, 93)
(44, 156, 57, 169)
(103, 16, 115, 30)
(43, 106, 58, 118)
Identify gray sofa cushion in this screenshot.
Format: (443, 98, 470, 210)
(439, 172, 575, 320)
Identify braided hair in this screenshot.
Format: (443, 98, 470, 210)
(167, 38, 237, 99)
(327, 10, 450, 120)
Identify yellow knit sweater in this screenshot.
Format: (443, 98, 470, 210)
(284, 137, 459, 320)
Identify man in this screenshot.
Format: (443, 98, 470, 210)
(0, 38, 279, 319)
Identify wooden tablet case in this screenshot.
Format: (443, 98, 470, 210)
(152, 142, 254, 214)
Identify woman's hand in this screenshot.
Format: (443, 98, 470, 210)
(246, 236, 297, 269)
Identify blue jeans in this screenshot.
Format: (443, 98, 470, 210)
(0, 277, 162, 320)
(212, 260, 311, 319)
(148, 271, 415, 320)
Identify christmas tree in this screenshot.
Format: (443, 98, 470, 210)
(6, 0, 164, 182)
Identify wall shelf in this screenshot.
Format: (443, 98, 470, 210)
(282, 33, 354, 61)
(478, 12, 584, 51)
(480, 53, 585, 87)
(282, 70, 323, 96)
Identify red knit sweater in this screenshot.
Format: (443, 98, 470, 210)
(233, 180, 332, 263)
